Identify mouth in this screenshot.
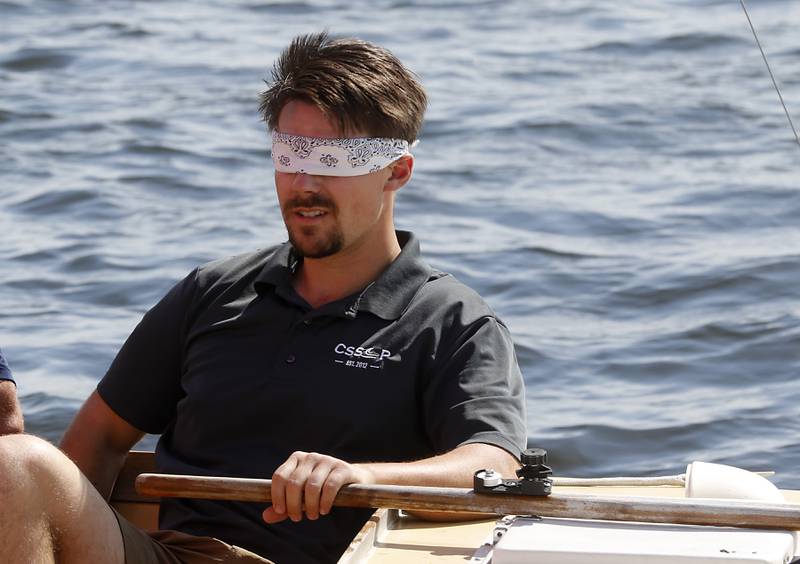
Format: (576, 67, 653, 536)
(296, 209, 326, 218)
(288, 207, 331, 222)
(284, 195, 336, 222)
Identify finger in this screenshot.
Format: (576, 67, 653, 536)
(262, 506, 288, 525)
(285, 453, 321, 522)
(304, 461, 335, 520)
(271, 452, 302, 516)
(319, 466, 351, 516)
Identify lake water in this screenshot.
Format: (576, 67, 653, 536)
(2, 0, 799, 486)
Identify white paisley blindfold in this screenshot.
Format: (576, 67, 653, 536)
(271, 131, 414, 177)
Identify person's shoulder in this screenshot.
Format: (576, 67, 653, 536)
(0, 348, 12, 383)
(193, 244, 286, 290)
(412, 268, 500, 324)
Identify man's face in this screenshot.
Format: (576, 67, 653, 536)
(274, 100, 394, 259)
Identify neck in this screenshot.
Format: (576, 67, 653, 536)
(294, 229, 402, 310)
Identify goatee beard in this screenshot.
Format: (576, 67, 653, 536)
(289, 228, 343, 259)
(283, 194, 342, 258)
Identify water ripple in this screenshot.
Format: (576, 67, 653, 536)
(583, 32, 746, 55)
(2, 0, 798, 486)
(1, 48, 75, 71)
(11, 189, 102, 215)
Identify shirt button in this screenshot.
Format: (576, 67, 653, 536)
(286, 355, 296, 364)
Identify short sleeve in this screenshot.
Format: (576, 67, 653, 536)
(422, 316, 527, 459)
(97, 270, 198, 433)
(0, 348, 14, 384)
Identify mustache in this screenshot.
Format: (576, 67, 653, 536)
(283, 194, 337, 213)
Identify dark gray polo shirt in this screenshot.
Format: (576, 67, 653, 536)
(98, 231, 526, 564)
(0, 348, 13, 383)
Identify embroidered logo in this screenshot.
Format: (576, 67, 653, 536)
(333, 343, 391, 369)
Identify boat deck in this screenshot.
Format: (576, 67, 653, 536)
(337, 486, 800, 563)
(109, 452, 800, 563)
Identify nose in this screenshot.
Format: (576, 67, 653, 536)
(291, 172, 322, 193)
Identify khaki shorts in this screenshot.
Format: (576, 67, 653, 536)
(113, 508, 274, 564)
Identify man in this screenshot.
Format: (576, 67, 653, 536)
(0, 348, 24, 435)
(0, 33, 525, 563)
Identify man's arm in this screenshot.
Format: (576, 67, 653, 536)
(60, 390, 145, 499)
(264, 443, 520, 524)
(0, 380, 24, 435)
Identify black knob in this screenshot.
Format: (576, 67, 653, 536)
(521, 448, 547, 466)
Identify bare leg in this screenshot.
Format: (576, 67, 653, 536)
(0, 434, 125, 563)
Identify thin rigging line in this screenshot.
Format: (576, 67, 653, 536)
(739, 0, 800, 148)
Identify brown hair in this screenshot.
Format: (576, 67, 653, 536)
(259, 32, 427, 142)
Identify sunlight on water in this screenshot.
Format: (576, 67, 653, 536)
(1, 0, 798, 483)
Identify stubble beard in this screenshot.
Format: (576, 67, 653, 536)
(288, 224, 344, 259)
(283, 194, 344, 258)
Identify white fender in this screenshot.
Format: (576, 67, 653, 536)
(685, 460, 785, 502)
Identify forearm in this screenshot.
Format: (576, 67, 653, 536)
(60, 391, 143, 499)
(0, 381, 24, 435)
(356, 443, 520, 521)
(61, 425, 127, 499)
(264, 443, 520, 524)
(357, 442, 520, 487)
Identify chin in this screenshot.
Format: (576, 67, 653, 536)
(289, 230, 344, 259)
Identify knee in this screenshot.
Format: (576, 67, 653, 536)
(0, 434, 62, 501)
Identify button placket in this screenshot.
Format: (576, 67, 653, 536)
(274, 317, 303, 374)
(280, 315, 315, 370)
(271, 314, 323, 379)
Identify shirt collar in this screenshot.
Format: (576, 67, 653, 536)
(253, 231, 431, 320)
(355, 231, 431, 320)
(253, 242, 296, 292)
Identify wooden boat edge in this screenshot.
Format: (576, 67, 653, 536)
(109, 451, 800, 563)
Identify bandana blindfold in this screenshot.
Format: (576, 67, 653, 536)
(271, 131, 411, 177)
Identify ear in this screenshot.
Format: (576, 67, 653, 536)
(383, 154, 414, 193)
